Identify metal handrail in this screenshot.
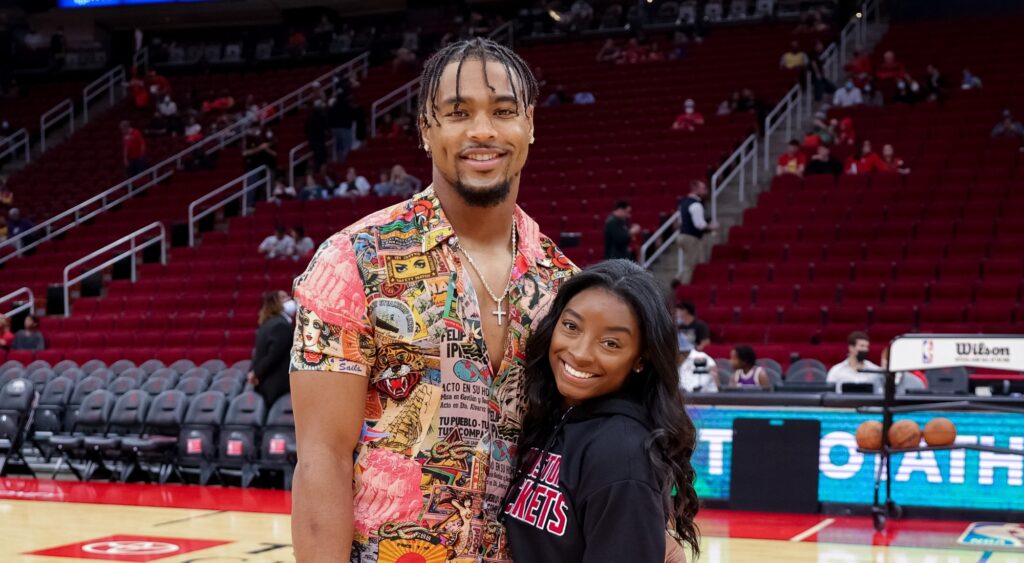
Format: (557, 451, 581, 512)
(370, 78, 420, 138)
(188, 166, 272, 247)
(489, 21, 516, 48)
(40, 99, 75, 153)
(640, 210, 680, 268)
(62, 222, 166, 316)
(368, 22, 515, 137)
(0, 287, 34, 319)
(261, 52, 370, 131)
(0, 128, 30, 165)
(83, 65, 126, 122)
(288, 138, 337, 187)
(0, 52, 370, 264)
(762, 84, 802, 170)
(711, 134, 758, 223)
(132, 46, 149, 73)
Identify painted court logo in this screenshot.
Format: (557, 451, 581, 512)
(958, 523, 1024, 548)
(26, 534, 231, 561)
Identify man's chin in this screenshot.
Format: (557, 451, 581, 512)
(451, 178, 512, 208)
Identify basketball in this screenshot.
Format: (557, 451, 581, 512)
(924, 417, 957, 446)
(855, 420, 883, 450)
(889, 419, 922, 449)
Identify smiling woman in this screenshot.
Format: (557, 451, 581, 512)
(504, 259, 701, 563)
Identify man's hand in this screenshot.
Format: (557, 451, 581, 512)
(629, 223, 642, 236)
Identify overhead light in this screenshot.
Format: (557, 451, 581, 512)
(856, 11, 863, 18)
(549, 9, 562, 21)
(646, 0, 654, 3)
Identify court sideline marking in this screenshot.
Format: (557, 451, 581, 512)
(153, 509, 230, 527)
(788, 518, 836, 542)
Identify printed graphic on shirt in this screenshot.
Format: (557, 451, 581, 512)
(503, 449, 570, 537)
(289, 189, 578, 562)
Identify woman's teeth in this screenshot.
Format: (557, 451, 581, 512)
(563, 361, 596, 379)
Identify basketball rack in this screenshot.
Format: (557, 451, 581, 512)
(852, 334, 1024, 531)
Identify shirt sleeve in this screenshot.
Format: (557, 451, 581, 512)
(688, 202, 708, 230)
(290, 233, 375, 376)
(579, 480, 667, 563)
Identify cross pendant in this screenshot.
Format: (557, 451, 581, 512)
(492, 303, 506, 326)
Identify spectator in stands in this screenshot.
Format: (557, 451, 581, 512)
(373, 170, 394, 197)
(991, 110, 1024, 141)
(0, 178, 13, 211)
(776, 140, 807, 178)
(846, 50, 873, 86)
(961, 68, 983, 90)
(779, 41, 808, 71)
(668, 30, 690, 61)
(806, 145, 842, 177)
(729, 345, 770, 388)
(328, 91, 355, 163)
(147, 70, 171, 99)
(595, 39, 621, 63)
(678, 179, 717, 281)
(569, 0, 595, 29)
(201, 90, 235, 114)
(808, 41, 835, 102)
(306, 99, 330, 171)
(845, 140, 884, 174)
(184, 116, 203, 143)
(675, 301, 711, 351)
(0, 216, 6, 242)
(832, 80, 863, 107)
(242, 124, 277, 174)
(271, 176, 297, 202)
(259, 225, 295, 260)
(287, 28, 307, 58)
(389, 165, 422, 197)
(154, 94, 181, 136)
(677, 334, 718, 393)
(12, 314, 44, 351)
(620, 38, 648, 64)
(299, 172, 329, 200)
(603, 200, 641, 260)
(862, 81, 884, 107)
(249, 291, 294, 407)
(0, 316, 13, 351)
(291, 226, 315, 259)
(874, 50, 907, 84)
(49, 26, 66, 70)
(120, 120, 148, 178)
(542, 85, 573, 107)
(892, 80, 919, 105)
(671, 99, 705, 132)
(879, 144, 911, 174)
(924, 64, 946, 102)
(573, 91, 596, 104)
(313, 14, 335, 52)
(0, 119, 11, 142)
(333, 167, 371, 197)
(837, 117, 857, 146)
(827, 331, 882, 391)
(6, 208, 30, 241)
(392, 47, 419, 75)
(127, 68, 150, 109)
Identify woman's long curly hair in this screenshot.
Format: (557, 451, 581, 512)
(515, 259, 700, 556)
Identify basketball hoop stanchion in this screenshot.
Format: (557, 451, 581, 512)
(854, 334, 1024, 532)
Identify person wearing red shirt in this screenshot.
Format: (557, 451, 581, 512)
(837, 117, 857, 146)
(845, 140, 884, 174)
(0, 316, 14, 351)
(878, 144, 911, 175)
(846, 50, 873, 86)
(875, 50, 907, 82)
(671, 99, 705, 132)
(120, 120, 148, 178)
(147, 70, 171, 98)
(776, 140, 807, 177)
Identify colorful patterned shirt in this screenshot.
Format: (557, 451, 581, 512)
(291, 188, 576, 563)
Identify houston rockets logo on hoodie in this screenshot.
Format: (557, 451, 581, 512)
(503, 449, 570, 536)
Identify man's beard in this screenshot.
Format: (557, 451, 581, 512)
(451, 177, 512, 208)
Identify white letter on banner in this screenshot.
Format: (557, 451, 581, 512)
(978, 436, 1024, 486)
(699, 429, 733, 476)
(819, 432, 863, 479)
(894, 445, 943, 483)
(949, 435, 978, 485)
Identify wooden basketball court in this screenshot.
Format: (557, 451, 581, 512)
(1, 477, 1020, 562)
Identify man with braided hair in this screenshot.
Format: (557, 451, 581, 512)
(290, 37, 576, 562)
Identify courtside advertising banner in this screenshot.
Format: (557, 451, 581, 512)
(889, 335, 1024, 373)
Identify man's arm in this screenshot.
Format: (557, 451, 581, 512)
(291, 371, 367, 562)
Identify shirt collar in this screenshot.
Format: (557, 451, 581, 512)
(410, 186, 548, 272)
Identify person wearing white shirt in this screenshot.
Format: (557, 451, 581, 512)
(258, 226, 295, 260)
(677, 333, 718, 393)
(333, 166, 371, 197)
(832, 80, 864, 108)
(827, 330, 883, 392)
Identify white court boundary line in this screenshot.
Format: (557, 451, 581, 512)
(789, 518, 836, 542)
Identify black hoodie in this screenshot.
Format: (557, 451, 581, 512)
(502, 395, 668, 563)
